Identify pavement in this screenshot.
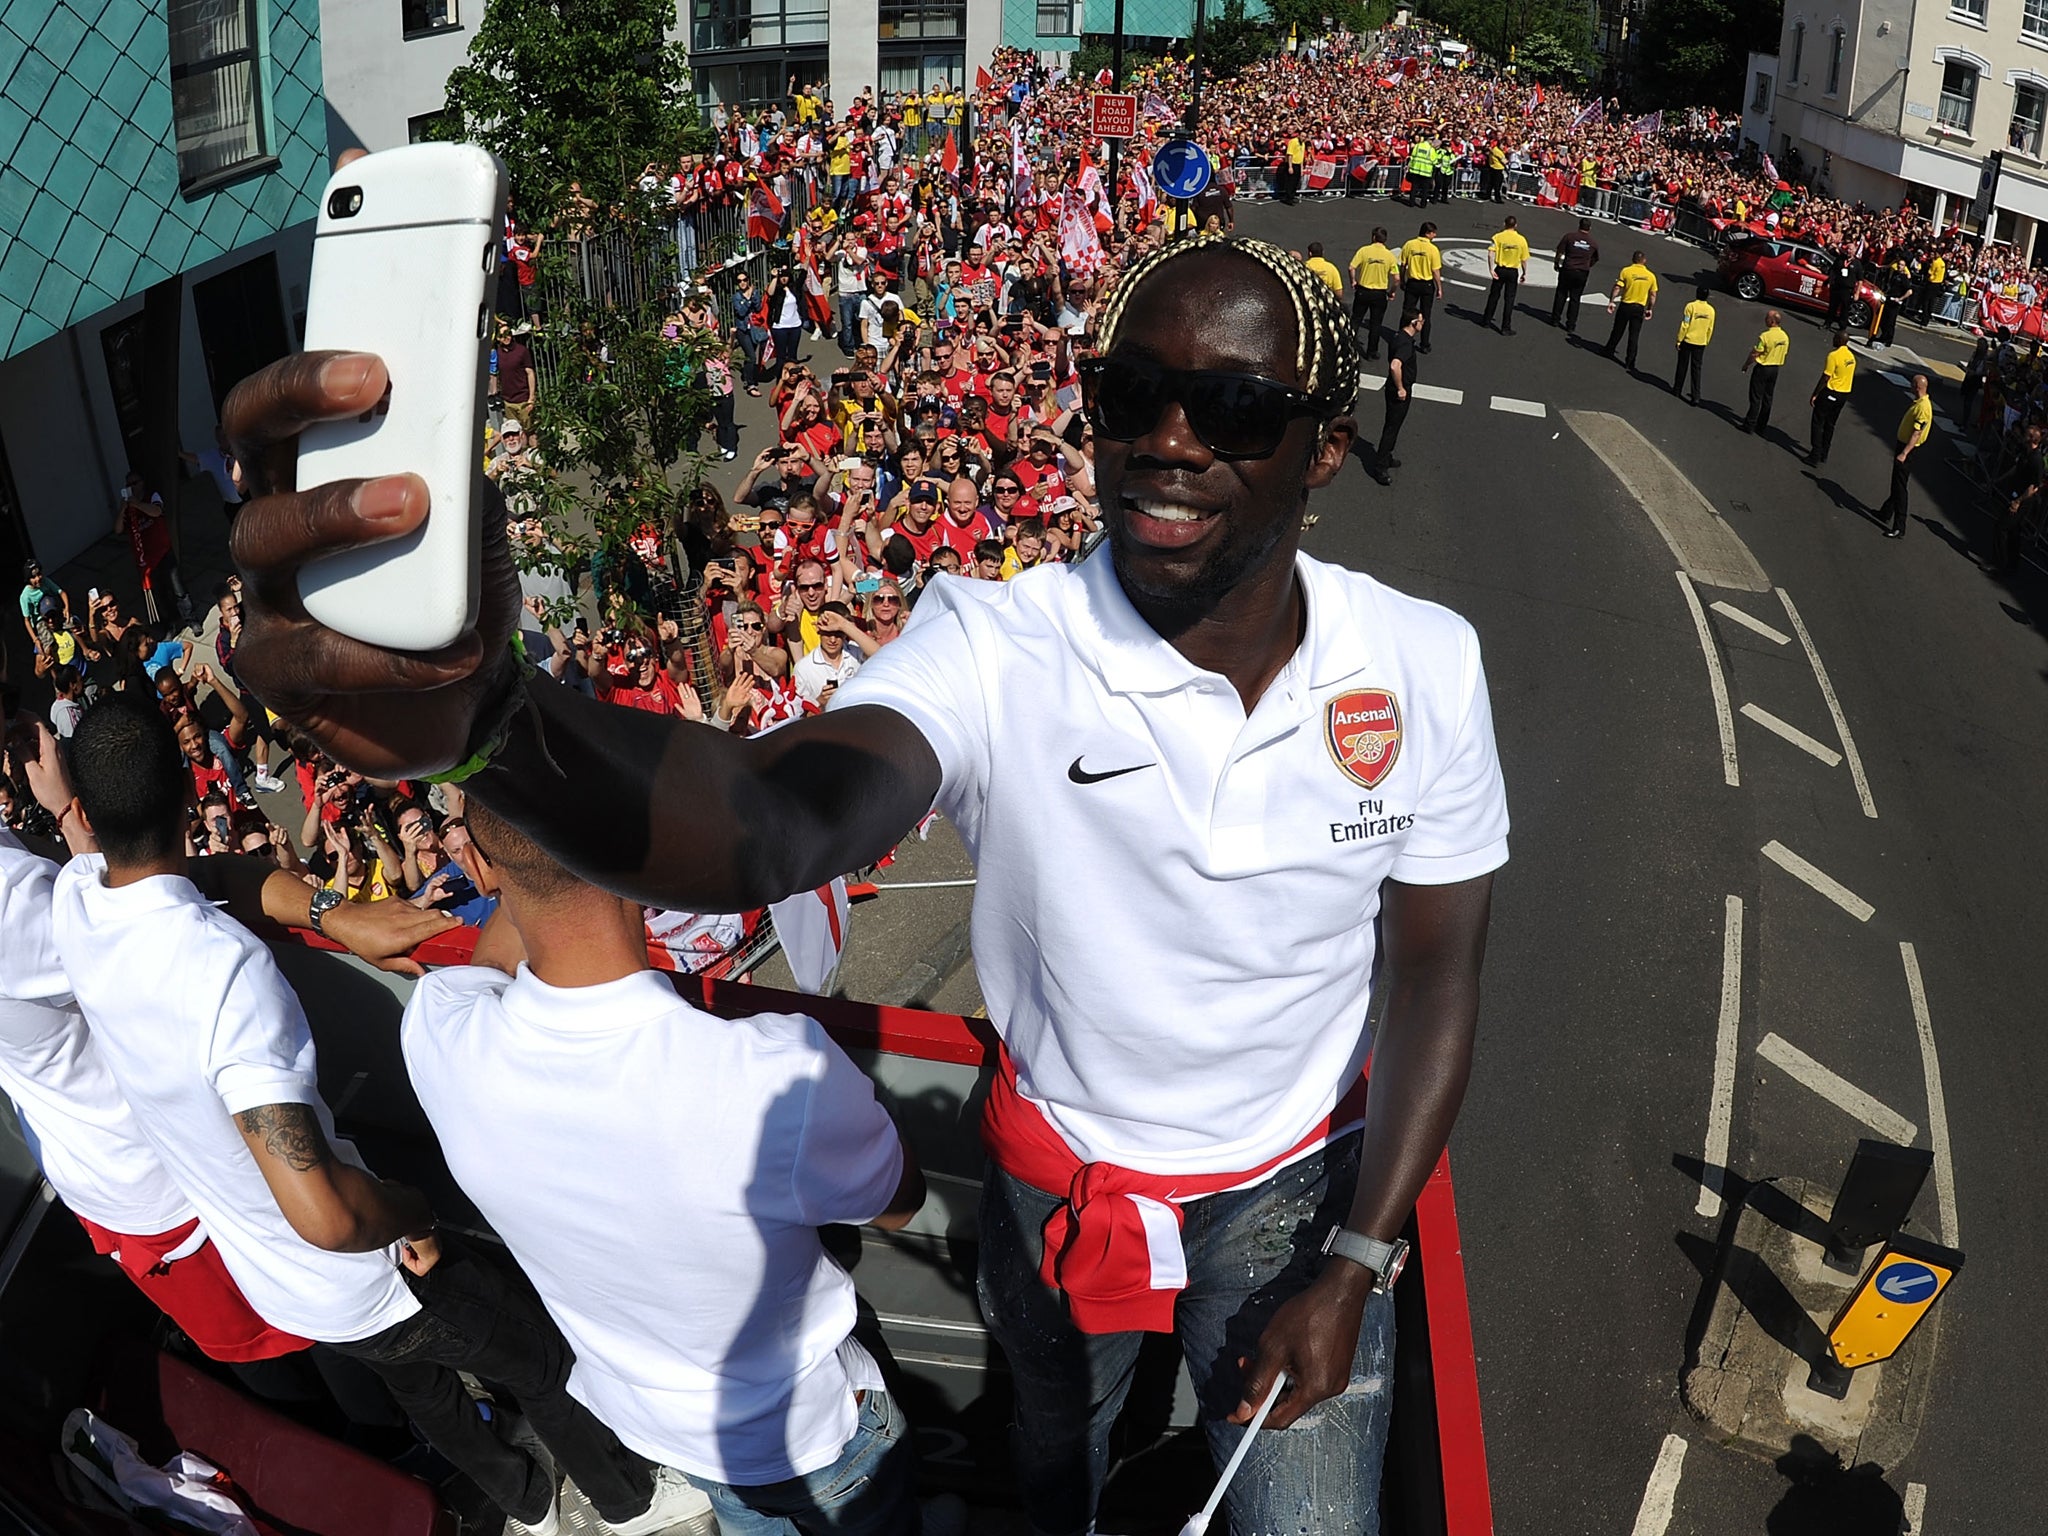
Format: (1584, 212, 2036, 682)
(732, 196, 2042, 1533)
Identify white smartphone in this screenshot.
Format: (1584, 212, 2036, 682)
(296, 143, 508, 652)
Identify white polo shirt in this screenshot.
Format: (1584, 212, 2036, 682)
(0, 833, 192, 1236)
(400, 965, 904, 1486)
(833, 552, 1509, 1175)
(50, 858, 420, 1343)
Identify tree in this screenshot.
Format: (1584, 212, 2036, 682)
(1634, 0, 1781, 110)
(1514, 29, 1589, 84)
(429, 0, 703, 220)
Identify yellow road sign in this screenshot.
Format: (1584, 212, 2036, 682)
(1827, 1235, 1962, 1368)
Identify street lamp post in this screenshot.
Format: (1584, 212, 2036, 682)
(1185, 0, 1207, 139)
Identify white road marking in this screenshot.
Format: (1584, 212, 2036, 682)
(1904, 1481, 1928, 1535)
(1878, 370, 1911, 388)
(1628, 1434, 1688, 1536)
(1677, 573, 1740, 787)
(1709, 599, 1791, 645)
(1698, 896, 1744, 1219)
(1901, 943, 1960, 1249)
(1490, 394, 1547, 416)
(1412, 383, 1464, 404)
(1740, 703, 1845, 766)
(1359, 372, 1387, 391)
(1756, 1032, 1920, 1143)
(1777, 588, 1879, 820)
(869, 878, 979, 889)
(1761, 839, 1875, 921)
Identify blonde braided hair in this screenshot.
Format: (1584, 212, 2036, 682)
(1094, 234, 1361, 418)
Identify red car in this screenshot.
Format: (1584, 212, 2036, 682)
(1718, 233, 1885, 326)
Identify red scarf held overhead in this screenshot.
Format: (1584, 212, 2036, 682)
(980, 1044, 1368, 1334)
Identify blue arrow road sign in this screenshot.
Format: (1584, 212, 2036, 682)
(1153, 139, 1214, 200)
(1876, 1262, 1939, 1301)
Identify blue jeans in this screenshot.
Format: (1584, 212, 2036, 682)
(838, 294, 861, 353)
(677, 215, 700, 281)
(977, 1131, 1395, 1536)
(687, 1389, 920, 1536)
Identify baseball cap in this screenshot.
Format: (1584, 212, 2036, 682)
(909, 483, 939, 503)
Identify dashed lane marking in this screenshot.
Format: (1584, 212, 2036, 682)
(1901, 943, 1960, 1249)
(1709, 599, 1791, 645)
(1740, 703, 1845, 767)
(1761, 839, 1876, 921)
(1698, 895, 1745, 1220)
(1756, 1031, 1920, 1143)
(1778, 588, 1879, 820)
(1490, 394, 1547, 416)
(1904, 1481, 1928, 1535)
(1628, 1434, 1688, 1536)
(1360, 372, 1387, 390)
(1412, 383, 1464, 404)
(1678, 573, 1740, 787)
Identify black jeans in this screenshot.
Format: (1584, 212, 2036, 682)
(1353, 289, 1390, 357)
(1404, 287, 1435, 349)
(1743, 367, 1780, 432)
(1881, 454, 1913, 533)
(1810, 390, 1846, 462)
(1553, 270, 1588, 330)
(1604, 302, 1645, 367)
(332, 1236, 656, 1527)
(1482, 269, 1519, 329)
(1378, 390, 1411, 469)
(1673, 343, 1706, 401)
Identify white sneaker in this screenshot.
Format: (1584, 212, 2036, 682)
(505, 1479, 563, 1536)
(603, 1466, 716, 1536)
(250, 772, 285, 794)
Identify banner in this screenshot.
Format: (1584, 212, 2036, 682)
(768, 879, 851, 995)
(745, 181, 784, 244)
(1307, 158, 1340, 189)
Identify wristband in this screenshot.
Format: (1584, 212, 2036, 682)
(424, 634, 538, 785)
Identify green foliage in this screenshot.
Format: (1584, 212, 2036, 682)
(503, 209, 719, 625)
(1202, 0, 1277, 82)
(1634, 0, 1781, 110)
(1071, 39, 1161, 81)
(429, 0, 699, 220)
(1512, 29, 1587, 83)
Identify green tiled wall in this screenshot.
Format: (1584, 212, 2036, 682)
(0, 0, 326, 360)
(1002, 0, 1268, 56)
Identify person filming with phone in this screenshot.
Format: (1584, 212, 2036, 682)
(225, 233, 1508, 1536)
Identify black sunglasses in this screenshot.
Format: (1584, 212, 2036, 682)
(1079, 355, 1324, 460)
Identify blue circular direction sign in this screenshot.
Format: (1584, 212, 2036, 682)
(1152, 139, 1214, 200)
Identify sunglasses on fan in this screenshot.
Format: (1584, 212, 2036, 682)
(1078, 355, 1326, 461)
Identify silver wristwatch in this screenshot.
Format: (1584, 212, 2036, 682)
(307, 886, 345, 937)
(1321, 1227, 1411, 1294)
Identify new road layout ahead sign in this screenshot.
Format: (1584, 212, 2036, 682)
(1152, 138, 1213, 200)
(1827, 1233, 1964, 1368)
(1091, 93, 1138, 139)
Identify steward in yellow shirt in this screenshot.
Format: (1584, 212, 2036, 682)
(1602, 251, 1658, 366)
(1881, 377, 1935, 535)
(1349, 228, 1400, 359)
(1482, 215, 1531, 333)
(1740, 309, 1790, 433)
(1399, 223, 1443, 350)
(1613, 260, 1658, 307)
(1807, 329, 1857, 466)
(1672, 285, 1714, 404)
(1303, 242, 1344, 293)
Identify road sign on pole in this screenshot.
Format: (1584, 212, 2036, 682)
(1152, 139, 1214, 200)
(1091, 93, 1138, 139)
(1827, 1232, 1962, 1370)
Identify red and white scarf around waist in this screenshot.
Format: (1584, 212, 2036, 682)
(980, 1044, 1367, 1334)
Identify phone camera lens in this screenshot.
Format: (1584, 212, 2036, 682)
(328, 186, 364, 219)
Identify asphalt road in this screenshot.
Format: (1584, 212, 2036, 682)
(719, 197, 2045, 1533)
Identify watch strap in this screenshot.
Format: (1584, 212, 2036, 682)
(1322, 1227, 1408, 1291)
(307, 887, 345, 936)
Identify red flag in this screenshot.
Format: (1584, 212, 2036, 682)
(941, 130, 959, 176)
(976, 64, 994, 91)
(745, 180, 784, 244)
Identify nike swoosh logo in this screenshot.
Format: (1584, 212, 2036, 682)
(1068, 757, 1155, 785)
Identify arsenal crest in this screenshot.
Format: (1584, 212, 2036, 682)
(1326, 689, 1402, 789)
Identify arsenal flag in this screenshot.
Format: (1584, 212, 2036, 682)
(941, 129, 959, 176)
(975, 64, 994, 91)
(769, 878, 851, 995)
(745, 180, 784, 244)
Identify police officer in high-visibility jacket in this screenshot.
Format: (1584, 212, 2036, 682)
(1433, 142, 1457, 203)
(1406, 137, 1435, 207)
(1400, 221, 1444, 353)
(1481, 215, 1529, 335)
(1672, 284, 1714, 405)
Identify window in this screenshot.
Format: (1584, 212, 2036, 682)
(1825, 28, 1845, 94)
(1789, 22, 1804, 82)
(1951, 0, 1985, 19)
(692, 0, 827, 51)
(2028, 0, 2048, 40)
(2013, 81, 2047, 153)
(402, 0, 459, 36)
(877, 0, 964, 39)
(1938, 59, 1979, 131)
(408, 110, 455, 143)
(1753, 71, 1773, 111)
(1037, 0, 1079, 35)
(168, 0, 270, 194)
(879, 50, 963, 94)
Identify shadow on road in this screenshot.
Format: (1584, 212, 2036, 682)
(1766, 1434, 1907, 1536)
